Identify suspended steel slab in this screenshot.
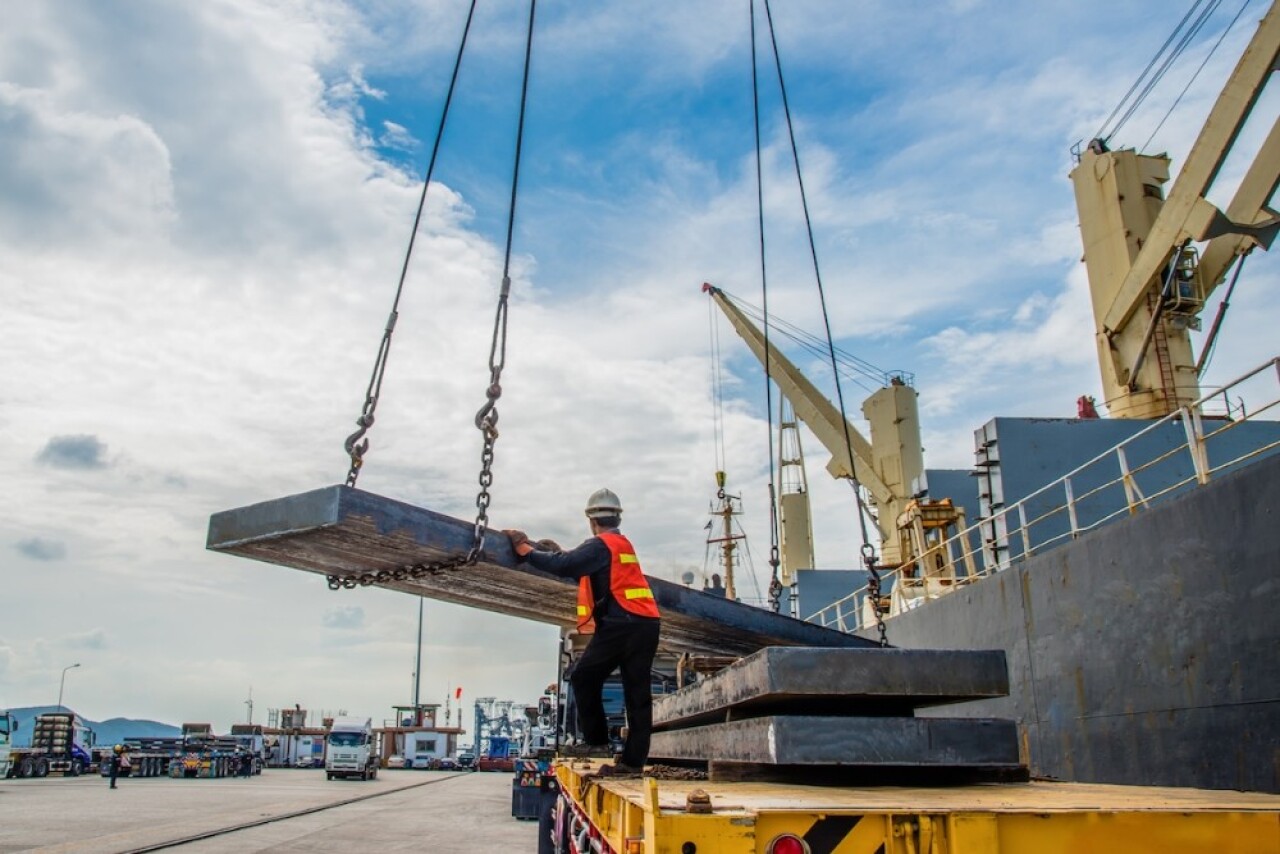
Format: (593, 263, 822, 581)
(652, 647, 1010, 730)
(206, 485, 875, 657)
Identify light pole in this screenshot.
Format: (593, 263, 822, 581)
(57, 663, 81, 712)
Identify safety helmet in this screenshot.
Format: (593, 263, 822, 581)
(584, 488, 623, 519)
(113, 744, 123, 754)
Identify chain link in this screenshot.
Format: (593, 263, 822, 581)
(331, 0, 533, 591)
(326, 548, 478, 591)
(862, 542, 888, 647)
(329, 278, 511, 592)
(767, 543, 783, 613)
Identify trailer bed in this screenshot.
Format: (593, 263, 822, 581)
(554, 761, 1280, 853)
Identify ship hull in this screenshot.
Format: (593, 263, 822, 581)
(859, 450, 1280, 792)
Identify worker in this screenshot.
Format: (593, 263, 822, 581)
(504, 488, 660, 773)
(107, 744, 126, 789)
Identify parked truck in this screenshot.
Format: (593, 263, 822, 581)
(0, 710, 15, 778)
(229, 723, 266, 775)
(109, 723, 255, 779)
(325, 716, 379, 781)
(7, 711, 104, 778)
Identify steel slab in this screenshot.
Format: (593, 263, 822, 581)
(653, 647, 1009, 729)
(206, 485, 875, 657)
(648, 715, 1022, 767)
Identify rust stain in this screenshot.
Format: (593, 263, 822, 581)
(1019, 569, 1035, 633)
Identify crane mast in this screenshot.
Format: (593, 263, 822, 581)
(1070, 2, 1280, 418)
(777, 399, 814, 592)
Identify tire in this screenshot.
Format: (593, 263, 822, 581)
(327, 773, 333, 780)
(359, 768, 367, 781)
(19, 757, 34, 778)
(370, 767, 377, 780)
(69, 758, 83, 777)
(34, 759, 49, 778)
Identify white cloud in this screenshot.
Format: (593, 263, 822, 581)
(322, 605, 366, 630)
(1, 0, 1275, 731)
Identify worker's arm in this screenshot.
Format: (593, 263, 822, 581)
(519, 537, 609, 580)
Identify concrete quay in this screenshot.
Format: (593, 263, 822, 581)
(0, 769, 538, 853)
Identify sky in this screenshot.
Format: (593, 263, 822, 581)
(3, 0, 1277, 735)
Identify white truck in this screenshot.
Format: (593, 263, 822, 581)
(324, 716, 378, 781)
(0, 711, 15, 778)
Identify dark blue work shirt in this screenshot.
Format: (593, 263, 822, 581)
(521, 530, 657, 625)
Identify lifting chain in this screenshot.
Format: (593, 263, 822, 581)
(327, 275, 511, 592)
(767, 543, 783, 613)
(328, 0, 534, 593)
(343, 316, 397, 487)
(863, 542, 888, 647)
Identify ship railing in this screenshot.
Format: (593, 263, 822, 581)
(809, 355, 1280, 634)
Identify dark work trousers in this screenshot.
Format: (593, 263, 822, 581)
(569, 618, 661, 768)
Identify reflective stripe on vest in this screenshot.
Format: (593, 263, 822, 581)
(576, 577, 596, 634)
(599, 532, 660, 619)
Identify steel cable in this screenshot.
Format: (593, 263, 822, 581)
(760, 0, 887, 643)
(343, 0, 480, 487)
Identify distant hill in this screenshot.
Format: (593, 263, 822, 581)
(7, 706, 180, 748)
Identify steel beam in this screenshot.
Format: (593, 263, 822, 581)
(206, 485, 875, 657)
(653, 647, 1009, 729)
(649, 715, 1021, 768)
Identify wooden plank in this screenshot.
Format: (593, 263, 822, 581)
(206, 485, 876, 657)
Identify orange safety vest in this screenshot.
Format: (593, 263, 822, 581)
(576, 532, 660, 632)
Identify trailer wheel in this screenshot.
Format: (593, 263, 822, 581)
(34, 759, 49, 778)
(69, 758, 83, 777)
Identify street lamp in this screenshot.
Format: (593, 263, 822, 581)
(57, 663, 81, 712)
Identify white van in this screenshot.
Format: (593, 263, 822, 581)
(325, 716, 378, 781)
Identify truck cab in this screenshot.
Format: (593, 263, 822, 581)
(325, 716, 378, 781)
(0, 711, 15, 778)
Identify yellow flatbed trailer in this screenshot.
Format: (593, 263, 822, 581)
(552, 761, 1280, 854)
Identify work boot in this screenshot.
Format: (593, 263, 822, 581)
(559, 743, 612, 759)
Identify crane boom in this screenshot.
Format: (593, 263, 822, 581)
(1072, 2, 1280, 418)
(703, 284, 924, 564)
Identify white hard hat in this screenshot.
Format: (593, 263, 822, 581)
(585, 488, 623, 518)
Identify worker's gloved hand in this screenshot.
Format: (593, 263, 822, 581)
(502, 529, 535, 558)
(535, 539, 562, 553)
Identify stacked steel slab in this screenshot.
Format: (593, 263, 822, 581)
(206, 485, 875, 657)
(650, 647, 1026, 782)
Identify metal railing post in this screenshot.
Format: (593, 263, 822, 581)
(1016, 504, 1033, 558)
(1064, 477, 1080, 538)
(1180, 405, 1211, 485)
(1116, 446, 1147, 513)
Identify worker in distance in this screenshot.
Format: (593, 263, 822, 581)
(505, 489, 661, 774)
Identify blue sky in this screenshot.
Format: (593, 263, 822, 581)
(2, 0, 1276, 732)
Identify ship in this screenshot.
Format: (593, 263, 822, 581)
(207, 1, 1280, 796)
